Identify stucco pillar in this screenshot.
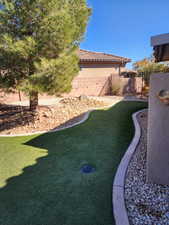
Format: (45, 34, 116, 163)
(147, 73, 169, 185)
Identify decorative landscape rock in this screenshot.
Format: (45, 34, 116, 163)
(78, 95, 88, 101)
(0, 97, 109, 135)
(125, 111, 169, 225)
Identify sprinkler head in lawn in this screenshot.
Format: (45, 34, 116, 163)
(81, 164, 96, 174)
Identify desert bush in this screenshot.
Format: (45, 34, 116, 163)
(133, 58, 169, 85)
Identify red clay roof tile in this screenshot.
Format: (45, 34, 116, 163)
(78, 49, 131, 63)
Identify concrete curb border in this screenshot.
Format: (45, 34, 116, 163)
(113, 109, 147, 225)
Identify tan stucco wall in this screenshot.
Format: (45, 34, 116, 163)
(65, 63, 122, 96)
(78, 63, 121, 77)
(119, 66, 126, 73)
(147, 73, 169, 185)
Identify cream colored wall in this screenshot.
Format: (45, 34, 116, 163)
(120, 66, 126, 73)
(78, 63, 121, 77)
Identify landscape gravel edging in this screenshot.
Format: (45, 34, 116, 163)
(113, 109, 147, 225)
(0, 99, 148, 137)
(0, 104, 117, 137)
(0, 111, 91, 137)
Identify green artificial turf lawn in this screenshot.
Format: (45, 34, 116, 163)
(0, 101, 148, 225)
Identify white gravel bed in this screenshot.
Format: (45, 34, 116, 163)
(125, 110, 169, 225)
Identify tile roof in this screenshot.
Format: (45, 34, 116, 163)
(78, 49, 131, 63)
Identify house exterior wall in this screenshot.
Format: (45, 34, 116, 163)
(63, 62, 122, 96)
(79, 63, 120, 77)
(65, 68, 143, 97)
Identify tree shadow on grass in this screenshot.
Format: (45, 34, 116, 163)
(0, 101, 148, 225)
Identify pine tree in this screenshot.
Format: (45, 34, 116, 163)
(0, 0, 91, 110)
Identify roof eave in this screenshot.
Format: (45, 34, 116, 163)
(151, 33, 169, 47)
(80, 59, 131, 63)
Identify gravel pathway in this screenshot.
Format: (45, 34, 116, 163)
(125, 111, 169, 225)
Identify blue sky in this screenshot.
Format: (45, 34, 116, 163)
(80, 0, 169, 68)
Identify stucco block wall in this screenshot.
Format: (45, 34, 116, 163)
(147, 73, 169, 185)
(111, 75, 143, 95)
(120, 77, 143, 94)
(0, 76, 143, 103)
(68, 76, 111, 96)
(64, 63, 120, 96)
(0, 62, 143, 102)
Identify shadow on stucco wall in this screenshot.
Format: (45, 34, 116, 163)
(122, 77, 137, 95)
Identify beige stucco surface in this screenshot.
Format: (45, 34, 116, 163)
(147, 73, 169, 185)
(79, 63, 122, 77)
(66, 63, 123, 96)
